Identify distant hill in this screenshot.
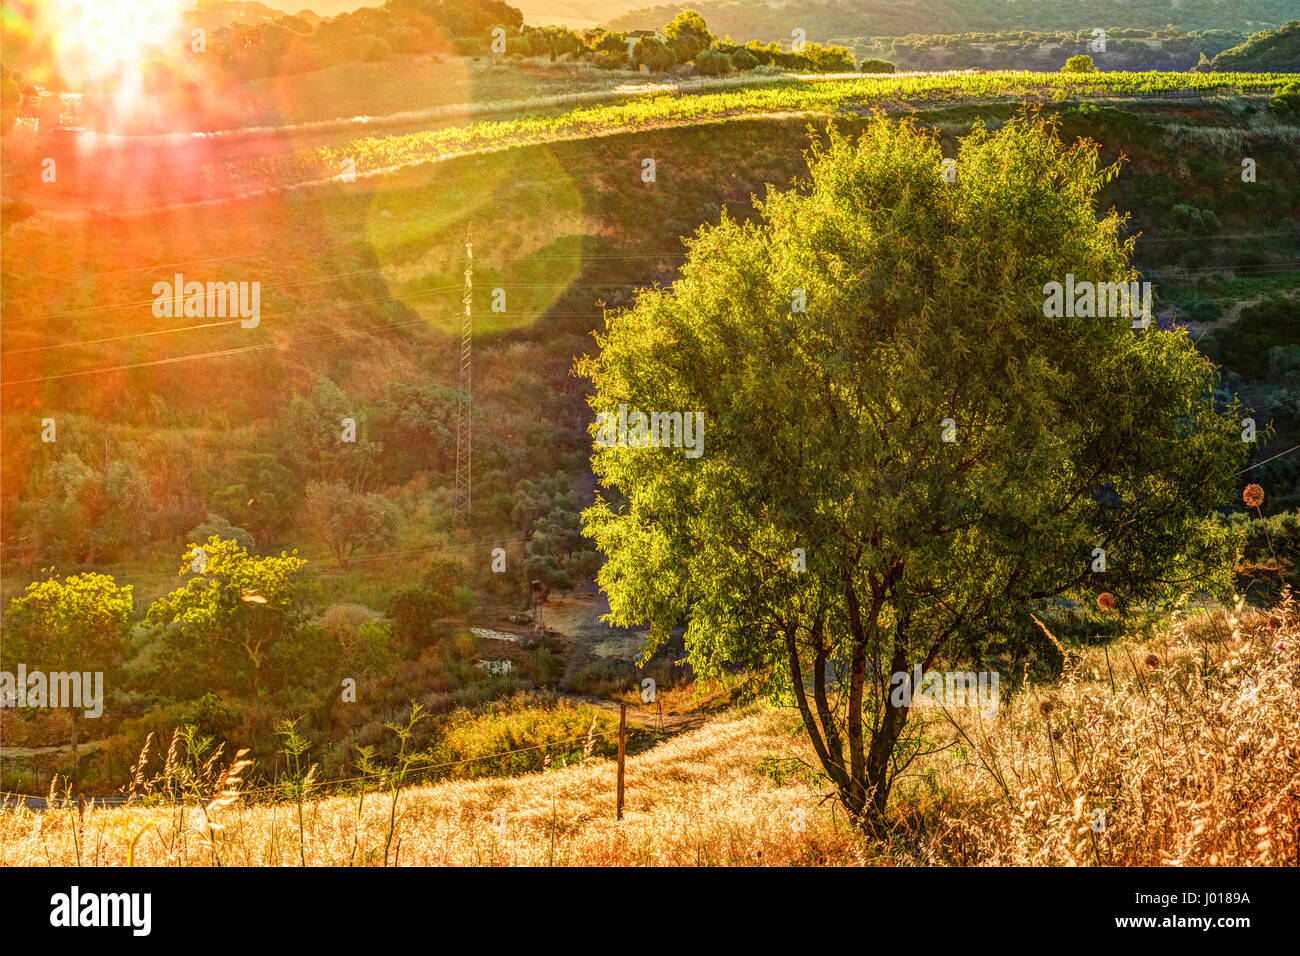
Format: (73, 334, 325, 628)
(510, 1, 643, 29)
(1201, 20, 1300, 71)
(610, 0, 1300, 42)
(256, 0, 382, 14)
(189, 0, 320, 29)
(853, 29, 1250, 73)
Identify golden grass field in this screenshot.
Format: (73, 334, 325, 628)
(1, 602, 1295, 866)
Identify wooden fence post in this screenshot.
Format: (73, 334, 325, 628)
(616, 703, 627, 820)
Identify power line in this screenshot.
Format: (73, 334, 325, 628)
(0, 307, 612, 386)
(1240, 442, 1300, 475)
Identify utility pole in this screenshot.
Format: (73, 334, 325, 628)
(455, 223, 472, 529)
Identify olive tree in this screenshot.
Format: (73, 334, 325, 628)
(578, 114, 1244, 827)
(4, 573, 133, 760)
(148, 536, 306, 695)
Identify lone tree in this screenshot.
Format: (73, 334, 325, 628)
(4, 572, 133, 762)
(148, 536, 306, 695)
(579, 114, 1245, 828)
(303, 479, 398, 568)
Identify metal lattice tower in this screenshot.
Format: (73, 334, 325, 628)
(455, 224, 473, 526)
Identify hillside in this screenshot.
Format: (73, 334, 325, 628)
(3, 71, 1300, 796)
(611, 0, 1300, 42)
(1203, 20, 1300, 71)
(3, 608, 1295, 865)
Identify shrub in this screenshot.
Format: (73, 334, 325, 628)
(593, 50, 628, 70)
(805, 43, 855, 73)
(694, 48, 732, 76)
(187, 513, 254, 553)
(633, 36, 676, 73)
(859, 57, 896, 74)
(1271, 79, 1300, 116)
(731, 48, 759, 71)
(1168, 203, 1221, 236)
(1062, 53, 1096, 73)
(453, 37, 481, 56)
(742, 40, 779, 65)
(1185, 300, 1223, 325)
(567, 659, 636, 697)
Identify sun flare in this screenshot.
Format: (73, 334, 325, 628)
(50, 0, 184, 86)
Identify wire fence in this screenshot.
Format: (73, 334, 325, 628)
(0, 683, 741, 811)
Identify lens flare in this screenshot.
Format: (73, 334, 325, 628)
(50, 0, 183, 85)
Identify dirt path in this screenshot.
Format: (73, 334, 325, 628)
(557, 691, 712, 736)
(0, 738, 110, 759)
(1184, 288, 1300, 339)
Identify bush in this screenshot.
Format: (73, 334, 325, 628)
(805, 43, 855, 73)
(742, 40, 779, 65)
(1168, 203, 1221, 236)
(694, 48, 732, 76)
(1206, 296, 1300, 378)
(859, 57, 896, 74)
(453, 37, 481, 56)
(593, 50, 629, 70)
(567, 659, 636, 697)
(1062, 54, 1096, 73)
(390, 560, 473, 648)
(1271, 79, 1300, 117)
(1185, 300, 1223, 325)
(633, 36, 676, 73)
(731, 48, 760, 71)
(188, 513, 254, 553)
(1268, 345, 1300, 385)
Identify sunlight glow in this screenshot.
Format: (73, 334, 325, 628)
(51, 0, 184, 86)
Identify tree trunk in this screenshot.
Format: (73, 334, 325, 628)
(70, 709, 80, 783)
(868, 642, 909, 822)
(244, 640, 262, 696)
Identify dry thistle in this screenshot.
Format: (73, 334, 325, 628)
(1243, 484, 1264, 508)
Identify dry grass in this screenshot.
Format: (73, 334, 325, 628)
(0, 707, 859, 866)
(898, 599, 1300, 865)
(1, 604, 1295, 866)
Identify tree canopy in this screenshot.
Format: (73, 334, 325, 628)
(148, 536, 307, 695)
(579, 113, 1245, 825)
